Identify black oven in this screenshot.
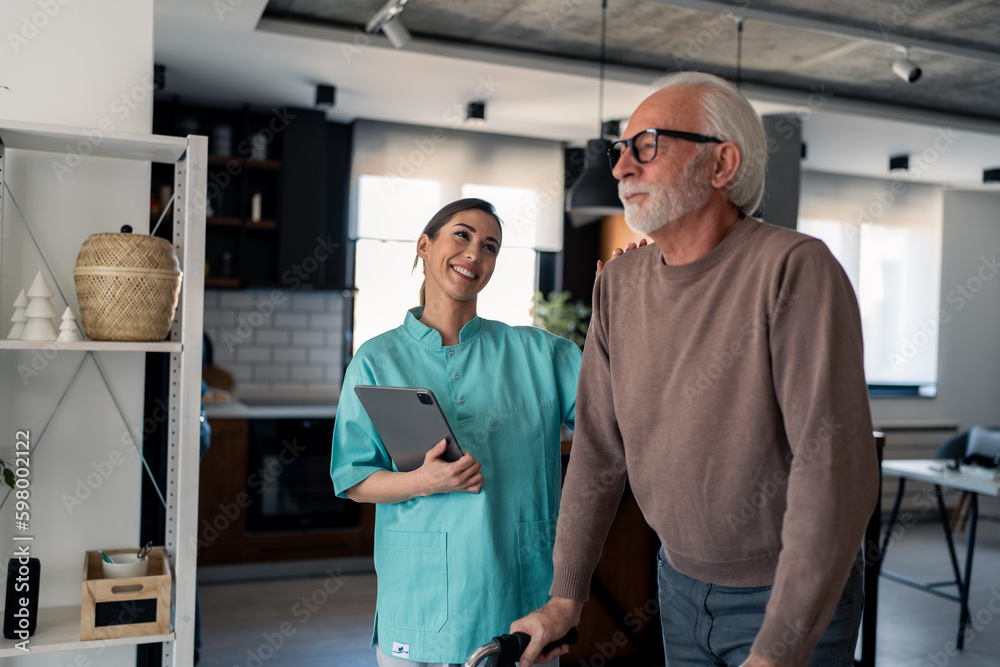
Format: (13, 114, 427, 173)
(244, 418, 361, 532)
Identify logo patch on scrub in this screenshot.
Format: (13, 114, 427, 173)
(392, 642, 410, 659)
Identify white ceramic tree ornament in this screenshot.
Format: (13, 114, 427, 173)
(21, 271, 59, 341)
(7, 289, 28, 339)
(57, 307, 83, 342)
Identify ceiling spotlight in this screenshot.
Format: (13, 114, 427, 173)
(315, 84, 336, 109)
(366, 0, 411, 49)
(466, 101, 486, 126)
(892, 49, 921, 83)
(983, 168, 1000, 184)
(889, 154, 910, 172)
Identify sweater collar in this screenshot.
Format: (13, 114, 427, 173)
(655, 217, 760, 279)
(403, 306, 483, 347)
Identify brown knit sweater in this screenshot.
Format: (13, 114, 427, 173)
(551, 218, 878, 667)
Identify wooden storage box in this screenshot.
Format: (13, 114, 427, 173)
(80, 547, 172, 641)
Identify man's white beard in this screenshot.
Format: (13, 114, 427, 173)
(621, 152, 713, 234)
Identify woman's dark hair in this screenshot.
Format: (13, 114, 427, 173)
(412, 198, 503, 306)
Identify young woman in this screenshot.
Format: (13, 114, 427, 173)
(331, 198, 581, 666)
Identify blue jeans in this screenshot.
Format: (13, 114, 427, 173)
(657, 549, 864, 666)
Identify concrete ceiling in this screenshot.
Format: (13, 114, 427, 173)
(154, 0, 1000, 189)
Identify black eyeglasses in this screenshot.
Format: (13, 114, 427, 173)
(608, 128, 723, 169)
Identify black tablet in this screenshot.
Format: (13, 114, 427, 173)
(353, 385, 463, 472)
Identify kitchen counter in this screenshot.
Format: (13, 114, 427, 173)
(204, 397, 338, 419)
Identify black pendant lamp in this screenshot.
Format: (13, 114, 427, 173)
(566, 0, 623, 225)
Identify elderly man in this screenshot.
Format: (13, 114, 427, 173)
(513, 72, 878, 667)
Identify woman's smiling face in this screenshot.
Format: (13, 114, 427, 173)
(417, 209, 502, 305)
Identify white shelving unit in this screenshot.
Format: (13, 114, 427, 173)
(0, 119, 206, 666)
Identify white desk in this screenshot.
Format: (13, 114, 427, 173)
(879, 459, 999, 650)
(882, 459, 999, 497)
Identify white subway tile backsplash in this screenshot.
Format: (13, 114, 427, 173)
(255, 365, 289, 381)
(205, 288, 347, 399)
(203, 310, 237, 326)
(309, 348, 341, 364)
(310, 314, 340, 329)
(219, 291, 257, 308)
(273, 347, 308, 364)
(256, 329, 290, 345)
(227, 364, 254, 382)
(291, 365, 325, 381)
(292, 293, 328, 311)
(275, 313, 308, 328)
(212, 342, 236, 365)
(292, 331, 325, 346)
(237, 347, 272, 363)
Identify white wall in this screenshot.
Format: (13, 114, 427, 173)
(0, 2, 154, 665)
(869, 189, 1000, 429)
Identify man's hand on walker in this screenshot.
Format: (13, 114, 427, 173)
(510, 597, 583, 666)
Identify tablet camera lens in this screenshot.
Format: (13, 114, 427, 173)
(417, 393, 433, 405)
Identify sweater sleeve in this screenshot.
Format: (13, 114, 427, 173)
(550, 272, 629, 602)
(751, 240, 879, 666)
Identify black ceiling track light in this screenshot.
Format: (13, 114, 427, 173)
(565, 0, 623, 225)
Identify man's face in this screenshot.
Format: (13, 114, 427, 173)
(613, 86, 716, 234)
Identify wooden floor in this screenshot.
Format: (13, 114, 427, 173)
(196, 520, 1000, 667)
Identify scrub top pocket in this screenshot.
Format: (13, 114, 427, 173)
(518, 516, 558, 616)
(377, 530, 449, 632)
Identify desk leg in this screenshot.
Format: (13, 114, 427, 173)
(880, 478, 906, 557)
(858, 449, 884, 667)
(957, 494, 979, 650)
(934, 485, 965, 597)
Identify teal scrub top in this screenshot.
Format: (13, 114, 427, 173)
(331, 307, 582, 664)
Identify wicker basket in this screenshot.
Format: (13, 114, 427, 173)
(73, 233, 182, 341)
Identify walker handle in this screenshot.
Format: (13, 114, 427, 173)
(495, 628, 578, 666)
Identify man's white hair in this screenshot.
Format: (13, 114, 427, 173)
(656, 72, 767, 215)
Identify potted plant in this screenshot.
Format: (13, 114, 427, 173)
(530, 290, 592, 349)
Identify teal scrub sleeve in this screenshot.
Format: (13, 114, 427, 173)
(551, 334, 583, 430)
(330, 365, 394, 499)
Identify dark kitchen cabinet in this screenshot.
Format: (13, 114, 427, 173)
(199, 418, 375, 566)
(152, 100, 352, 290)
